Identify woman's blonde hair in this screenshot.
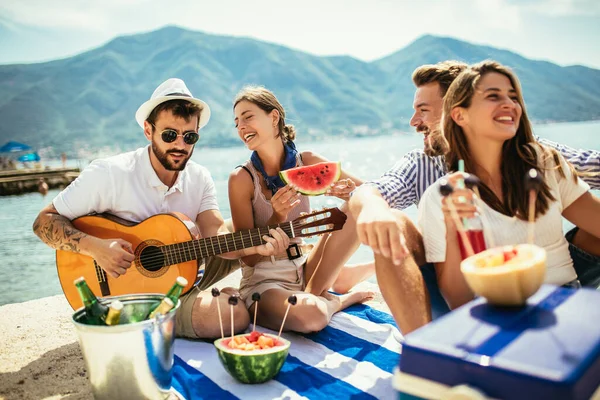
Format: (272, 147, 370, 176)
(442, 60, 576, 220)
(234, 86, 296, 142)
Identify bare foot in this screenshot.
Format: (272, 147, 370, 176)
(322, 290, 375, 311)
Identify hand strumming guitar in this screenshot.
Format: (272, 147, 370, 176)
(85, 236, 135, 278)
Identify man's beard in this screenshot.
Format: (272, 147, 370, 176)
(151, 139, 193, 171)
(419, 126, 446, 157)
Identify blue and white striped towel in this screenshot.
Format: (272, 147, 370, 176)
(172, 304, 403, 399)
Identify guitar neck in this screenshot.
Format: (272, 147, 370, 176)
(161, 222, 296, 266)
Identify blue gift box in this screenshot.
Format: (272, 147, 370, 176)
(395, 285, 600, 400)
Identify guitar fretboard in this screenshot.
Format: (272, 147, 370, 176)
(161, 222, 295, 266)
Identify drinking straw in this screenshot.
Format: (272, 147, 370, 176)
(439, 180, 475, 257)
(525, 169, 542, 244)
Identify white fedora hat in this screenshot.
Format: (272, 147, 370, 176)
(135, 78, 211, 129)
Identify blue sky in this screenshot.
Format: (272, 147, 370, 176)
(1, 0, 599, 68)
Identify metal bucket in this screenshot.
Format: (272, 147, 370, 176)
(72, 294, 179, 400)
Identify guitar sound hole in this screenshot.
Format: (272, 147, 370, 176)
(139, 246, 165, 272)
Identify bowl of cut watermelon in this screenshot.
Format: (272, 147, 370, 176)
(214, 331, 290, 384)
(460, 244, 547, 306)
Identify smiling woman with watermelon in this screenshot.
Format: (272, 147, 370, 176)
(228, 86, 374, 333)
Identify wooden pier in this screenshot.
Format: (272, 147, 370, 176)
(0, 167, 80, 196)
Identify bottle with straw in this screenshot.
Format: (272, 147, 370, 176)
(455, 160, 487, 259)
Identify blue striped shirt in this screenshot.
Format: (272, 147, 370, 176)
(366, 138, 600, 210)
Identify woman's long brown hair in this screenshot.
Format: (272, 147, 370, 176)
(442, 60, 574, 220)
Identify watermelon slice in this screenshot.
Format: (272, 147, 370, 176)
(214, 333, 290, 384)
(279, 161, 342, 195)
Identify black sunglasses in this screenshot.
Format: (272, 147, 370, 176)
(151, 123, 199, 145)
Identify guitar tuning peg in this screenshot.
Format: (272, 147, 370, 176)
(299, 212, 307, 217)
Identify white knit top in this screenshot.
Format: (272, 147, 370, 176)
(418, 146, 590, 286)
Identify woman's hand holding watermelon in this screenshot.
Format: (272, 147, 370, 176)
(326, 178, 356, 201)
(271, 185, 302, 222)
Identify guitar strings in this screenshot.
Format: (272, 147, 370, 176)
(135, 226, 297, 268)
(133, 219, 330, 268)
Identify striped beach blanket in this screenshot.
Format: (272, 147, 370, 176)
(172, 303, 403, 399)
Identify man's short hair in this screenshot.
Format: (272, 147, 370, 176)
(411, 61, 468, 97)
(146, 99, 202, 128)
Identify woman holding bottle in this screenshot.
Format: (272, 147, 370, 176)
(418, 60, 600, 309)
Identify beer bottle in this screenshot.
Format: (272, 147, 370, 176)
(105, 300, 123, 326)
(147, 297, 175, 319)
(145, 276, 187, 320)
(165, 276, 188, 305)
(74, 277, 109, 325)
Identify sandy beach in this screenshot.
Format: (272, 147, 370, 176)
(0, 270, 385, 400)
(0, 294, 91, 400)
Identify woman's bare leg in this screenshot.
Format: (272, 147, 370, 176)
(250, 288, 374, 334)
(305, 202, 361, 294)
(190, 287, 250, 339)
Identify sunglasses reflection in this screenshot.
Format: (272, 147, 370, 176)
(160, 129, 199, 145)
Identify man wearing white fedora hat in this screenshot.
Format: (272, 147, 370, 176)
(33, 78, 290, 338)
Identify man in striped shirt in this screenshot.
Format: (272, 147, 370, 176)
(349, 61, 600, 334)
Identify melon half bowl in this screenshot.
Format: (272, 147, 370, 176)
(214, 332, 290, 384)
(460, 244, 547, 306)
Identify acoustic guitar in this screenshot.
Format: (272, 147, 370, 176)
(56, 208, 347, 310)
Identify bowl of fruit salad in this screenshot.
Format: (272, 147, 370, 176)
(460, 244, 547, 306)
(214, 331, 290, 384)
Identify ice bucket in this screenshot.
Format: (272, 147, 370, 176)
(72, 294, 179, 400)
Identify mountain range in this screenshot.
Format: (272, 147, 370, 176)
(1, 26, 599, 156)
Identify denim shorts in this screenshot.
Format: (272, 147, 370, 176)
(419, 263, 451, 319)
(566, 227, 600, 290)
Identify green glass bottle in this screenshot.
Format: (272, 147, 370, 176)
(165, 276, 188, 305)
(74, 277, 109, 326)
(145, 276, 187, 320)
(147, 297, 175, 319)
(105, 300, 123, 326)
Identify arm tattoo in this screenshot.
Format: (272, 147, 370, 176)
(33, 214, 88, 253)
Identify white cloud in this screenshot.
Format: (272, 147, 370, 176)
(507, 0, 600, 16)
(0, 0, 149, 31)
